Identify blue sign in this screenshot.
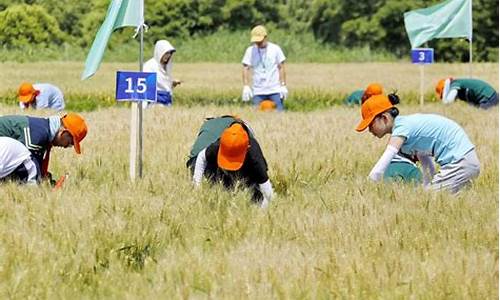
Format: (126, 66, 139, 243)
(411, 48, 434, 64)
(116, 71, 157, 102)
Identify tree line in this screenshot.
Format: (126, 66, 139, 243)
(0, 0, 497, 62)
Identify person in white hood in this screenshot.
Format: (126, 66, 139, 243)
(143, 40, 181, 106)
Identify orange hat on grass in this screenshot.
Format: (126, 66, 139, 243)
(18, 83, 38, 103)
(61, 113, 88, 154)
(361, 83, 383, 103)
(356, 94, 394, 132)
(217, 124, 249, 171)
(259, 100, 276, 111)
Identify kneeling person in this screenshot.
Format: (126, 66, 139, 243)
(188, 119, 273, 208)
(0, 137, 40, 184)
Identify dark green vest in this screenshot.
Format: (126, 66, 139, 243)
(187, 116, 254, 166)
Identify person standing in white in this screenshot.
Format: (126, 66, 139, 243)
(18, 82, 65, 111)
(0, 137, 40, 184)
(143, 40, 182, 107)
(241, 25, 287, 111)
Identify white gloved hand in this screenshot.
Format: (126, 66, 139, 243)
(260, 198, 269, 209)
(242, 85, 253, 102)
(279, 85, 288, 100)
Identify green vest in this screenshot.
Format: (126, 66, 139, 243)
(0, 115, 29, 146)
(188, 116, 254, 164)
(384, 162, 422, 183)
(344, 90, 363, 106)
(451, 79, 496, 106)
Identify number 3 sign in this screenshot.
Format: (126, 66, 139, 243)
(411, 48, 434, 65)
(116, 71, 157, 102)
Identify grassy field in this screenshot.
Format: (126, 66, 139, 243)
(0, 63, 498, 298)
(0, 62, 497, 111)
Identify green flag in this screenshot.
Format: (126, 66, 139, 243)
(82, 0, 143, 80)
(404, 0, 472, 49)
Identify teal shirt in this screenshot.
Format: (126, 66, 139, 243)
(450, 79, 497, 106)
(392, 114, 475, 166)
(384, 162, 422, 183)
(344, 90, 363, 105)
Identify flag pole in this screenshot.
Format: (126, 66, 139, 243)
(468, 0, 473, 77)
(129, 0, 144, 181)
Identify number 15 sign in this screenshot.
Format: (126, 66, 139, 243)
(116, 71, 157, 102)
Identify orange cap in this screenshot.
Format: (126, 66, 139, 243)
(61, 113, 88, 154)
(217, 124, 249, 171)
(259, 100, 276, 111)
(355, 94, 394, 132)
(18, 83, 37, 103)
(361, 83, 383, 103)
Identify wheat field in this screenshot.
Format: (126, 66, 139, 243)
(0, 62, 498, 299)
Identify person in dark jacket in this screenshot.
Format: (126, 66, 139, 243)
(0, 113, 88, 181)
(187, 116, 273, 208)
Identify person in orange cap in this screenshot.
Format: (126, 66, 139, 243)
(0, 113, 87, 184)
(189, 118, 273, 208)
(435, 77, 498, 109)
(344, 83, 384, 106)
(361, 83, 384, 103)
(242, 25, 287, 111)
(356, 93, 479, 193)
(18, 82, 65, 111)
(259, 99, 277, 111)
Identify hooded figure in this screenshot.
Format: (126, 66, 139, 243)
(143, 40, 179, 106)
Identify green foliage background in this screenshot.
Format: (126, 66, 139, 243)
(0, 0, 498, 62)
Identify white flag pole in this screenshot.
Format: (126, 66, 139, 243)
(468, 0, 473, 77)
(130, 0, 145, 181)
(419, 64, 424, 107)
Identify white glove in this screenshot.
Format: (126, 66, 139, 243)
(242, 85, 253, 102)
(279, 85, 288, 100)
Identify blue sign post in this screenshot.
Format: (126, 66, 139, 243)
(411, 48, 434, 64)
(116, 71, 157, 102)
(411, 48, 434, 106)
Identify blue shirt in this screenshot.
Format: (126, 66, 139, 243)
(392, 114, 475, 166)
(33, 83, 65, 111)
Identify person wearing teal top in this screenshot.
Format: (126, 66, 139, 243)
(356, 93, 480, 194)
(436, 78, 498, 109)
(344, 89, 363, 106)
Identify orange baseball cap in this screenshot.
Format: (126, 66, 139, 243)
(217, 124, 249, 171)
(259, 100, 276, 111)
(355, 94, 394, 132)
(361, 83, 383, 103)
(435, 78, 453, 100)
(18, 83, 37, 103)
(61, 113, 88, 154)
(251, 25, 267, 43)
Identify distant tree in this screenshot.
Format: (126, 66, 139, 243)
(0, 4, 65, 48)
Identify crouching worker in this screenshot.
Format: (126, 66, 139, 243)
(0, 137, 40, 184)
(356, 94, 479, 193)
(436, 77, 498, 109)
(187, 116, 273, 208)
(0, 113, 88, 182)
(18, 82, 65, 111)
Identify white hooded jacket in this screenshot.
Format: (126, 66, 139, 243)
(144, 40, 176, 93)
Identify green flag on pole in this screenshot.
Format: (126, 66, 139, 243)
(403, 0, 472, 49)
(81, 0, 143, 80)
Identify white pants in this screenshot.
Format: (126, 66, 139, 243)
(429, 149, 480, 194)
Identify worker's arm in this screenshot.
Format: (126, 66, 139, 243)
(368, 136, 404, 181)
(416, 153, 436, 186)
(22, 157, 39, 184)
(258, 179, 274, 208)
(192, 148, 207, 186)
(443, 89, 458, 104)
